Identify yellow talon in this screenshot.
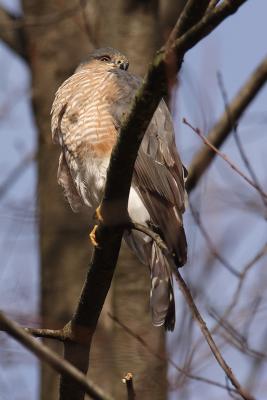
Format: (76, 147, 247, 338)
(89, 225, 99, 247)
(95, 206, 103, 222)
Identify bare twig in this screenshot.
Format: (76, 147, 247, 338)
(24, 327, 65, 341)
(208, 0, 221, 11)
(164, 0, 210, 50)
(190, 242, 267, 366)
(113, 216, 254, 399)
(0, 311, 114, 400)
(187, 56, 267, 193)
(172, 269, 255, 400)
(109, 313, 239, 394)
(211, 242, 267, 333)
(128, 222, 169, 253)
(188, 200, 240, 277)
(217, 71, 267, 210)
(210, 309, 267, 361)
(122, 373, 136, 400)
(184, 118, 267, 199)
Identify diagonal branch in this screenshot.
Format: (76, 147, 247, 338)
(217, 70, 267, 209)
(24, 327, 66, 341)
(186, 55, 267, 193)
(109, 313, 240, 394)
(188, 200, 240, 277)
(184, 118, 267, 199)
(111, 223, 255, 399)
(101, 0, 248, 216)
(0, 311, 114, 400)
(172, 269, 254, 400)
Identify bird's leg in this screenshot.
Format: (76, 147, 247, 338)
(95, 205, 103, 222)
(89, 206, 103, 247)
(89, 225, 99, 247)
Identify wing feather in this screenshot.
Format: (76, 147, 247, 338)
(110, 71, 187, 330)
(133, 100, 187, 266)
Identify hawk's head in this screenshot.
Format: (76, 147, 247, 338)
(81, 47, 129, 71)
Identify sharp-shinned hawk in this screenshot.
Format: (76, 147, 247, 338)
(51, 47, 187, 330)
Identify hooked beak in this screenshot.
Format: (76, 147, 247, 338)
(115, 60, 129, 71)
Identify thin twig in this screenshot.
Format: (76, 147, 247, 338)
(24, 327, 65, 341)
(114, 217, 254, 399)
(210, 309, 267, 361)
(172, 269, 255, 400)
(208, 0, 221, 11)
(211, 242, 267, 334)
(127, 218, 255, 399)
(188, 200, 240, 277)
(217, 70, 267, 210)
(122, 373, 136, 400)
(189, 242, 267, 364)
(184, 118, 267, 199)
(109, 313, 238, 394)
(187, 55, 267, 193)
(128, 222, 169, 253)
(0, 311, 114, 400)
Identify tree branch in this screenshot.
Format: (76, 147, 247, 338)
(0, 311, 114, 400)
(100, 0, 248, 218)
(208, 0, 220, 11)
(186, 55, 267, 193)
(110, 222, 255, 399)
(172, 269, 254, 400)
(217, 70, 267, 209)
(109, 313, 240, 394)
(122, 373, 136, 400)
(24, 327, 66, 341)
(188, 200, 240, 277)
(184, 118, 267, 199)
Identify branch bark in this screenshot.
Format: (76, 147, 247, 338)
(122, 373, 136, 400)
(184, 118, 267, 199)
(101, 0, 248, 217)
(186, 55, 267, 193)
(120, 220, 255, 400)
(0, 311, 114, 400)
(172, 270, 254, 400)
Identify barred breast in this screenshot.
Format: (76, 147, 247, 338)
(52, 61, 120, 159)
(51, 61, 123, 208)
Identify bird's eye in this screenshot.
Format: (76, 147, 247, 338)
(99, 55, 111, 62)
